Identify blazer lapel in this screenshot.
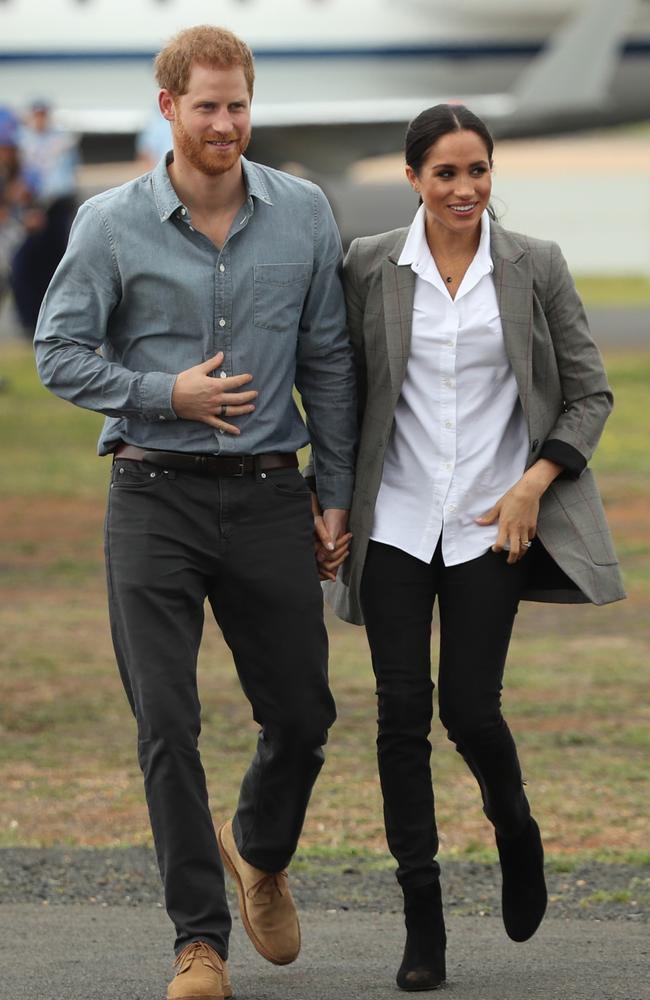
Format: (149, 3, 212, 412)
(383, 232, 415, 394)
(490, 223, 534, 411)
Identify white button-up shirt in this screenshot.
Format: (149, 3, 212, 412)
(370, 206, 529, 566)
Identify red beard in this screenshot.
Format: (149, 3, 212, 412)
(173, 114, 251, 176)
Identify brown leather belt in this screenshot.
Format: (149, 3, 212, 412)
(113, 443, 298, 477)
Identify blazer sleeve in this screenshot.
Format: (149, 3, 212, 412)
(342, 238, 368, 425)
(538, 242, 613, 477)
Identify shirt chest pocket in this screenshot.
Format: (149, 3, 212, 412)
(253, 263, 311, 332)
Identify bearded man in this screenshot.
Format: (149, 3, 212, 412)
(34, 25, 356, 1000)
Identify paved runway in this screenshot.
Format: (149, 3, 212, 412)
(0, 297, 647, 352)
(2, 904, 648, 1000)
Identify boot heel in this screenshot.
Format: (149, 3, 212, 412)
(396, 881, 446, 992)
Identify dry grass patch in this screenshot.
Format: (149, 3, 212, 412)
(1, 344, 649, 859)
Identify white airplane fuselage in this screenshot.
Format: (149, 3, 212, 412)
(2, 0, 649, 169)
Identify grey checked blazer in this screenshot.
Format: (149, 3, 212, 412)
(319, 222, 626, 625)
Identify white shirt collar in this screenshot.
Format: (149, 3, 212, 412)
(398, 204, 494, 290)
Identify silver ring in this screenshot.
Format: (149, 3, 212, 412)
(522, 540, 532, 549)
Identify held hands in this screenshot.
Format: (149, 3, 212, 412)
(311, 493, 352, 582)
(171, 351, 257, 435)
(475, 459, 563, 565)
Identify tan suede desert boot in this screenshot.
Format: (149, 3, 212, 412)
(217, 819, 301, 965)
(167, 941, 232, 1000)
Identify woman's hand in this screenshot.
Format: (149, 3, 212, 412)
(311, 493, 352, 581)
(475, 459, 563, 565)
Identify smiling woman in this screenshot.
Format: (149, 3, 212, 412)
(327, 102, 626, 993)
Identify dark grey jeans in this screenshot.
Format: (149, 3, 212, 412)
(104, 458, 335, 959)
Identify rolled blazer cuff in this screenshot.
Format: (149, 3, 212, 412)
(539, 439, 587, 480)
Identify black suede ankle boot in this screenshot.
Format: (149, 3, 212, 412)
(396, 881, 447, 992)
(496, 816, 547, 942)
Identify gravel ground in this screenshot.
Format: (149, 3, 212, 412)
(1, 848, 647, 924)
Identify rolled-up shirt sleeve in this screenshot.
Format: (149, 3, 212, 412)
(295, 187, 357, 509)
(34, 202, 177, 422)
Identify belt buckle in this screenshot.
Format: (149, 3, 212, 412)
(233, 456, 246, 477)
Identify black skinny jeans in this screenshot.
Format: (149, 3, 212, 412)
(360, 539, 531, 889)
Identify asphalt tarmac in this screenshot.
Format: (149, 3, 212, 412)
(1, 297, 647, 352)
(2, 904, 648, 1000)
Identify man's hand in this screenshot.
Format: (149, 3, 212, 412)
(171, 351, 258, 435)
(311, 494, 352, 582)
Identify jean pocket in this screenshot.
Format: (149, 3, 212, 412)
(253, 263, 311, 332)
(110, 460, 174, 489)
(267, 469, 313, 500)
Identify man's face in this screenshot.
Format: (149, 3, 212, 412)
(161, 64, 252, 177)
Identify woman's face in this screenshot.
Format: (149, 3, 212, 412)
(406, 129, 492, 239)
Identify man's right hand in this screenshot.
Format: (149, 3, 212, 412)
(171, 351, 257, 435)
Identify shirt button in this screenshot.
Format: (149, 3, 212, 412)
(447, 504, 457, 512)
(219, 318, 226, 327)
(219, 264, 225, 273)
(446, 340, 454, 347)
(180, 208, 187, 216)
(445, 421, 453, 429)
(444, 462, 452, 470)
(158, 415, 166, 421)
(220, 371, 227, 379)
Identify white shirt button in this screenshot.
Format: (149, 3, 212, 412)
(447, 504, 457, 512)
(219, 264, 225, 273)
(219, 371, 227, 379)
(158, 415, 166, 421)
(445, 421, 453, 429)
(180, 208, 187, 216)
(219, 318, 226, 327)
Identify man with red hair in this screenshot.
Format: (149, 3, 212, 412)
(35, 24, 355, 1000)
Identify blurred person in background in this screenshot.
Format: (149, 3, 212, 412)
(136, 106, 173, 172)
(10, 99, 78, 334)
(0, 107, 45, 320)
(320, 103, 625, 992)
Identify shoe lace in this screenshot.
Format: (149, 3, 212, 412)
(174, 941, 222, 973)
(246, 870, 288, 901)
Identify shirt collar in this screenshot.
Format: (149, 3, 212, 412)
(397, 203, 494, 280)
(151, 152, 274, 223)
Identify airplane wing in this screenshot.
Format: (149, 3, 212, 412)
(247, 0, 641, 169)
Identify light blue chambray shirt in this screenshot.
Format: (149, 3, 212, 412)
(34, 155, 356, 508)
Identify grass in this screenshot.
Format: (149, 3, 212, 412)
(574, 275, 650, 308)
(0, 342, 649, 862)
